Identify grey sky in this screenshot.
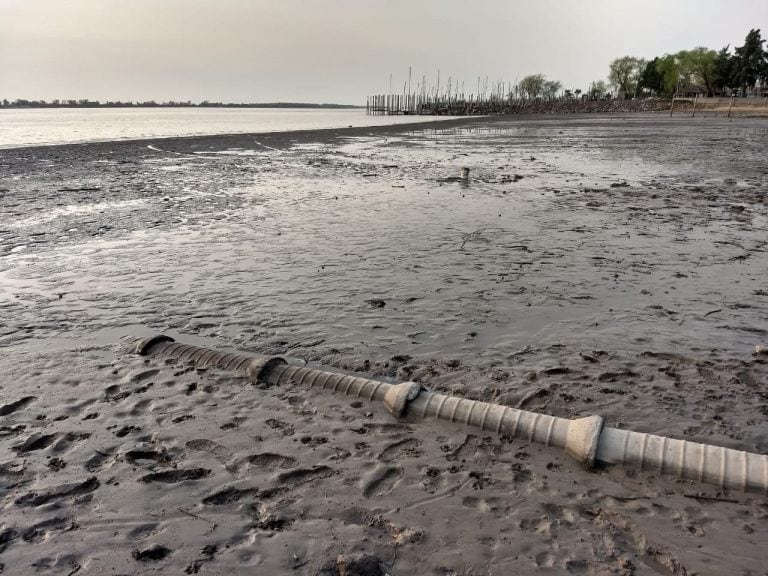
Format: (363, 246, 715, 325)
(1, 0, 765, 103)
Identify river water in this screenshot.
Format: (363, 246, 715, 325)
(0, 107, 454, 148)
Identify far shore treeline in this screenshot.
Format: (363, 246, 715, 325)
(0, 100, 359, 109)
(509, 28, 767, 102)
(3, 28, 766, 108)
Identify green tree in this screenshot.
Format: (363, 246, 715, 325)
(713, 46, 737, 94)
(733, 28, 768, 93)
(638, 58, 664, 95)
(608, 56, 646, 98)
(679, 47, 718, 95)
(655, 54, 683, 96)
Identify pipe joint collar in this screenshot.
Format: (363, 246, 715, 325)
(383, 382, 422, 418)
(246, 357, 287, 385)
(133, 334, 175, 356)
(565, 415, 604, 469)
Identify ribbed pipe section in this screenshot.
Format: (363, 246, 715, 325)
(132, 334, 768, 494)
(598, 427, 768, 493)
(132, 336, 286, 382)
(407, 391, 571, 448)
(265, 364, 392, 403)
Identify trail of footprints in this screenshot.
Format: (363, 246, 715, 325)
(0, 355, 503, 568)
(1, 359, 700, 575)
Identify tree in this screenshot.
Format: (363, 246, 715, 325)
(543, 79, 562, 99)
(655, 54, 683, 96)
(608, 56, 646, 98)
(588, 80, 609, 100)
(733, 28, 768, 93)
(713, 46, 737, 94)
(638, 58, 664, 95)
(518, 74, 546, 99)
(679, 47, 717, 95)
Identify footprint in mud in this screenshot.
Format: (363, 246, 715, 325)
(60, 398, 98, 419)
(299, 435, 329, 447)
(361, 465, 403, 497)
(186, 439, 240, 474)
(85, 448, 117, 473)
(275, 465, 335, 487)
(30, 553, 84, 572)
(13, 433, 60, 453)
(247, 452, 297, 471)
(511, 462, 533, 486)
(114, 425, 142, 438)
(125, 448, 173, 466)
(202, 486, 259, 506)
(129, 398, 155, 416)
(377, 437, 422, 462)
(420, 467, 447, 493)
(265, 419, 295, 436)
(0, 396, 37, 416)
(104, 384, 132, 402)
(0, 425, 27, 439)
(0, 460, 27, 487)
(51, 432, 91, 454)
(21, 516, 72, 543)
(139, 468, 211, 483)
(186, 439, 230, 459)
(15, 476, 100, 507)
(127, 523, 160, 541)
(445, 434, 484, 463)
(184, 543, 218, 573)
(1, 527, 19, 553)
(520, 503, 576, 538)
(129, 368, 160, 383)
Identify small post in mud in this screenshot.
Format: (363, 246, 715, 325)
(669, 97, 675, 117)
(691, 94, 697, 118)
(727, 96, 735, 118)
(461, 167, 470, 182)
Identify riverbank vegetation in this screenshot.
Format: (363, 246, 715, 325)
(610, 28, 767, 98)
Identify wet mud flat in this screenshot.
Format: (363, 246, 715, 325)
(1, 113, 768, 574)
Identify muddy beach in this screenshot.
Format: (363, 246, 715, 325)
(1, 113, 768, 575)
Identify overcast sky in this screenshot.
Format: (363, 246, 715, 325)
(1, 0, 765, 103)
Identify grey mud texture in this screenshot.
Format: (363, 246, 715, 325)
(134, 335, 768, 494)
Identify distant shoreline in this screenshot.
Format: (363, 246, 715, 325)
(0, 109, 471, 151)
(0, 101, 361, 109)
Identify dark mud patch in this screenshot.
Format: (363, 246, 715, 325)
(133, 544, 172, 562)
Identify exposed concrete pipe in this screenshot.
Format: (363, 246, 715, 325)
(132, 335, 768, 494)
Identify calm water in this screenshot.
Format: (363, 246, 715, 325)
(0, 107, 455, 148)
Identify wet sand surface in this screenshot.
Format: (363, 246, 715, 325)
(1, 113, 767, 575)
